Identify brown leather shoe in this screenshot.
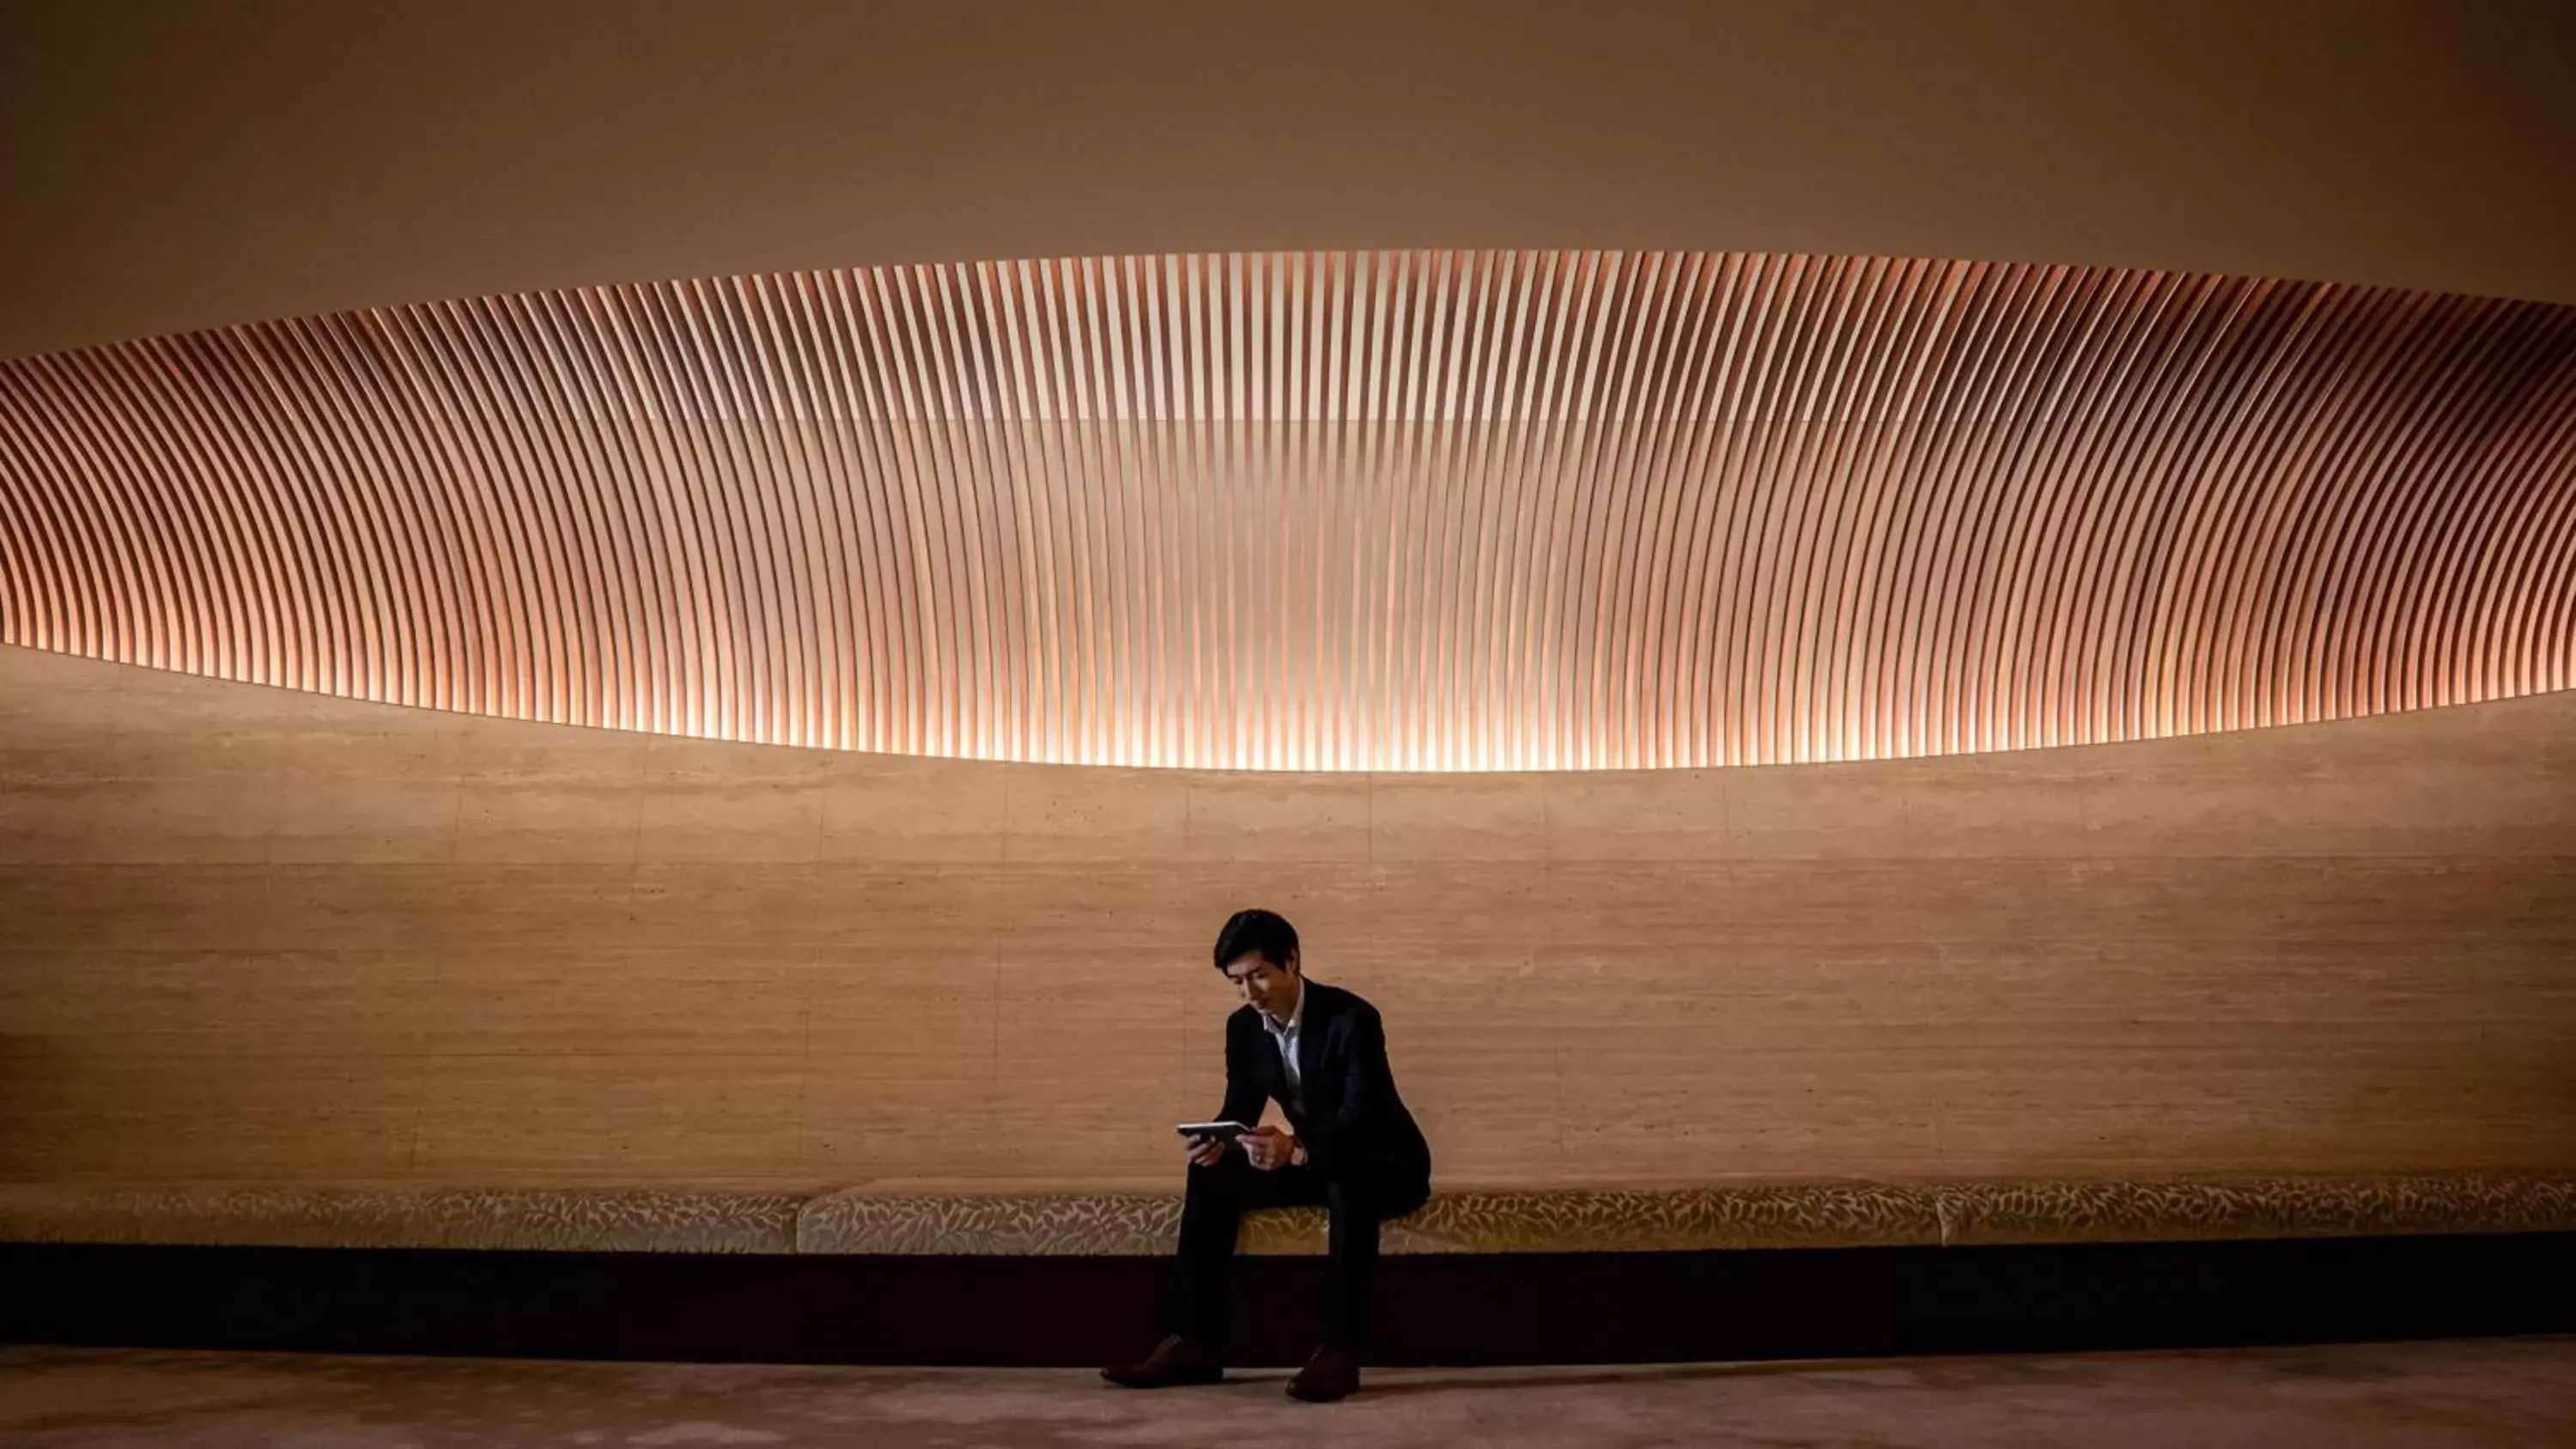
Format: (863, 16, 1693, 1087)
(1100, 1334, 1224, 1388)
(1285, 1345, 1360, 1402)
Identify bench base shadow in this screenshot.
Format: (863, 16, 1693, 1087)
(6, 1234, 2573, 1367)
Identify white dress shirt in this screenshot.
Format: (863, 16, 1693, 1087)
(1259, 979, 1307, 1117)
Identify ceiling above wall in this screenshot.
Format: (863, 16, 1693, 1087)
(3, 248, 2569, 769)
(3, 0, 2574, 361)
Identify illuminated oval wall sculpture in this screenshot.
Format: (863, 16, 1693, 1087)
(3, 250, 2572, 770)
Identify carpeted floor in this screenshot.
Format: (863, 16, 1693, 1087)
(2, 1337, 2572, 1447)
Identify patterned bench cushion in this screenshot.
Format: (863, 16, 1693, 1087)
(1935, 1173, 2576, 1247)
(793, 1174, 2576, 1256)
(0, 1184, 805, 1254)
(4, 1173, 2570, 1256)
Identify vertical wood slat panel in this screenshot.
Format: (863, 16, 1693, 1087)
(3, 251, 2572, 771)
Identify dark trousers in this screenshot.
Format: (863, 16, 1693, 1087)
(1174, 1154, 1383, 1351)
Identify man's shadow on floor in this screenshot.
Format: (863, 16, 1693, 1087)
(1212, 1361, 1813, 1397)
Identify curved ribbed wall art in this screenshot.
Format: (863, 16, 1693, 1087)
(3, 250, 2573, 769)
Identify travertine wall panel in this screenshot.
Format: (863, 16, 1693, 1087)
(1, 644, 2571, 1185)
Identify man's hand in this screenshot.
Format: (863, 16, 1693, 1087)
(1184, 1132, 1229, 1167)
(1242, 1125, 1298, 1172)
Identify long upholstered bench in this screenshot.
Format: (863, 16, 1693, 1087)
(3, 1173, 2572, 1257)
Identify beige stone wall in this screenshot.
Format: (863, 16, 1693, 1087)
(2, 644, 2571, 1186)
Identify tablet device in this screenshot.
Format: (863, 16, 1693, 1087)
(1176, 1120, 1254, 1141)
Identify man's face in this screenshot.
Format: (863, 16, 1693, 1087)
(1223, 950, 1301, 1022)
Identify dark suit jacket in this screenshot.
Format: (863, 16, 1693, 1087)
(1215, 980, 1431, 1214)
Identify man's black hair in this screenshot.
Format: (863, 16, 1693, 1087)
(1212, 908, 1299, 973)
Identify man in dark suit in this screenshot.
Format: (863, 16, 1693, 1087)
(1103, 908, 1432, 1403)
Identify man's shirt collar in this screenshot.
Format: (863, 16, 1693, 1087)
(1261, 978, 1306, 1037)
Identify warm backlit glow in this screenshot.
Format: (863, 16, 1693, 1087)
(2, 250, 2571, 769)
